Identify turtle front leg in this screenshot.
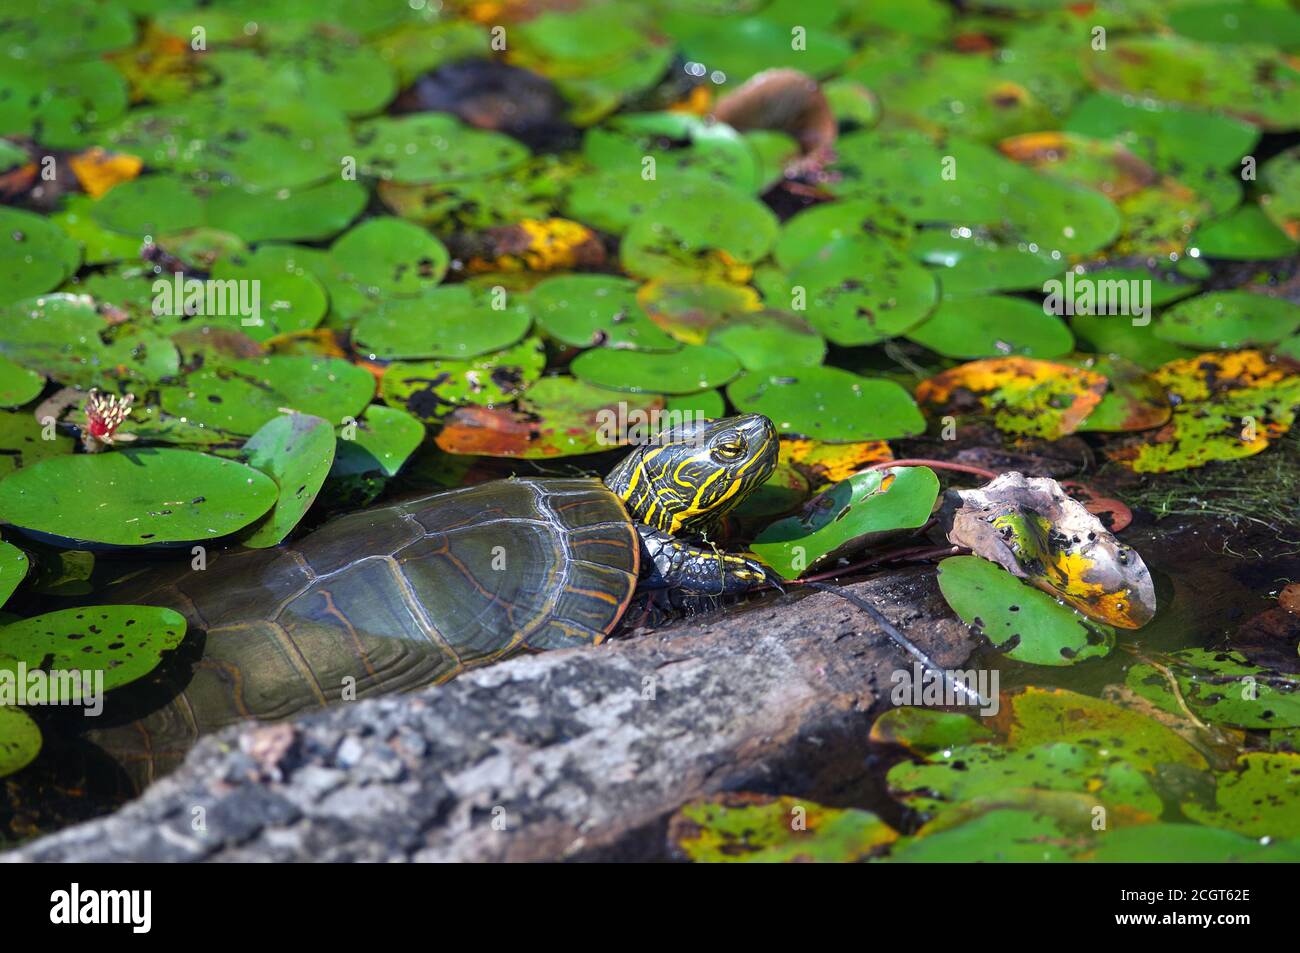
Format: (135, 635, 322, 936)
(636, 525, 774, 595)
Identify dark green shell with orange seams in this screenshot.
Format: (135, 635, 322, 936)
(92, 477, 638, 785)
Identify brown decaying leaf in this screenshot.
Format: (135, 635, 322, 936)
(714, 68, 837, 159)
(938, 471, 1156, 629)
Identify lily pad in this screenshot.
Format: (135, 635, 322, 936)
(1127, 649, 1300, 730)
(0, 541, 28, 608)
(906, 295, 1073, 359)
(917, 357, 1108, 440)
(752, 466, 939, 579)
(0, 409, 76, 474)
(239, 413, 337, 548)
(1083, 823, 1300, 863)
(1073, 355, 1171, 433)
(911, 229, 1061, 297)
(530, 275, 677, 351)
(352, 286, 532, 361)
(668, 793, 896, 863)
(708, 310, 825, 370)
(637, 279, 762, 345)
(888, 740, 1163, 818)
(0, 706, 40, 779)
(0, 207, 83, 306)
(1182, 752, 1300, 839)
(570, 345, 740, 395)
(0, 448, 278, 547)
(331, 405, 424, 479)
(936, 556, 1116, 666)
(435, 377, 664, 459)
(1108, 350, 1300, 472)
(768, 235, 938, 347)
(0, 355, 44, 408)
(869, 707, 996, 756)
(1189, 206, 1299, 261)
(1155, 291, 1300, 350)
(780, 437, 894, 490)
(0, 603, 186, 699)
(729, 366, 926, 442)
(354, 113, 529, 185)
(328, 216, 450, 298)
(380, 337, 546, 424)
(621, 185, 778, 283)
(1005, 686, 1207, 773)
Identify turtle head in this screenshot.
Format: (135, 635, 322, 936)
(605, 413, 778, 535)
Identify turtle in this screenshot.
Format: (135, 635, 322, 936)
(89, 413, 780, 787)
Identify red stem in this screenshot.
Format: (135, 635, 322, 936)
(865, 458, 998, 481)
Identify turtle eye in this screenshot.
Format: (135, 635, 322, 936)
(711, 432, 746, 463)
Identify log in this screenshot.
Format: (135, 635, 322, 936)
(0, 568, 974, 863)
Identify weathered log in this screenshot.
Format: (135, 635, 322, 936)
(1, 568, 973, 863)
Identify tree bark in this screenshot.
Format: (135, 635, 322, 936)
(0, 568, 973, 863)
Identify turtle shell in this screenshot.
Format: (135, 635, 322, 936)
(91, 477, 639, 785)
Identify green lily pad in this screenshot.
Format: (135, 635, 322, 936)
(583, 112, 762, 196)
(0, 705, 41, 779)
(1065, 92, 1258, 216)
(1073, 355, 1171, 433)
(209, 249, 329, 343)
(911, 229, 1061, 297)
(1189, 206, 1299, 261)
(0, 448, 278, 547)
(380, 337, 546, 424)
(0, 355, 43, 408)
(881, 808, 1074, 863)
(1072, 311, 1198, 370)
(666, 389, 725, 422)
(0, 207, 82, 306)
(637, 279, 762, 345)
(869, 707, 996, 756)
(158, 357, 371, 437)
(48, 195, 144, 266)
(1004, 686, 1207, 773)
(204, 179, 368, 244)
(239, 413, 337, 548)
(90, 175, 207, 237)
(331, 404, 424, 479)
(0, 603, 186, 699)
(678, 16, 851, 87)
(1260, 146, 1300, 239)
(328, 216, 450, 298)
(1127, 649, 1300, 729)
(1155, 291, 1300, 349)
(708, 310, 825, 370)
(620, 185, 778, 282)
(1086, 35, 1300, 131)
(936, 556, 1116, 666)
(1168, 1, 1300, 49)
(768, 235, 938, 347)
(0, 409, 75, 475)
(1083, 824, 1300, 863)
(906, 295, 1073, 359)
(772, 198, 912, 271)
(530, 275, 678, 351)
(752, 466, 939, 579)
(570, 344, 740, 395)
(353, 286, 532, 361)
(0, 541, 29, 608)
(355, 113, 529, 185)
(1183, 752, 1300, 839)
(889, 740, 1163, 817)
(728, 366, 926, 442)
(669, 793, 897, 863)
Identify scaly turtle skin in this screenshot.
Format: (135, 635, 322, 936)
(91, 414, 778, 785)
